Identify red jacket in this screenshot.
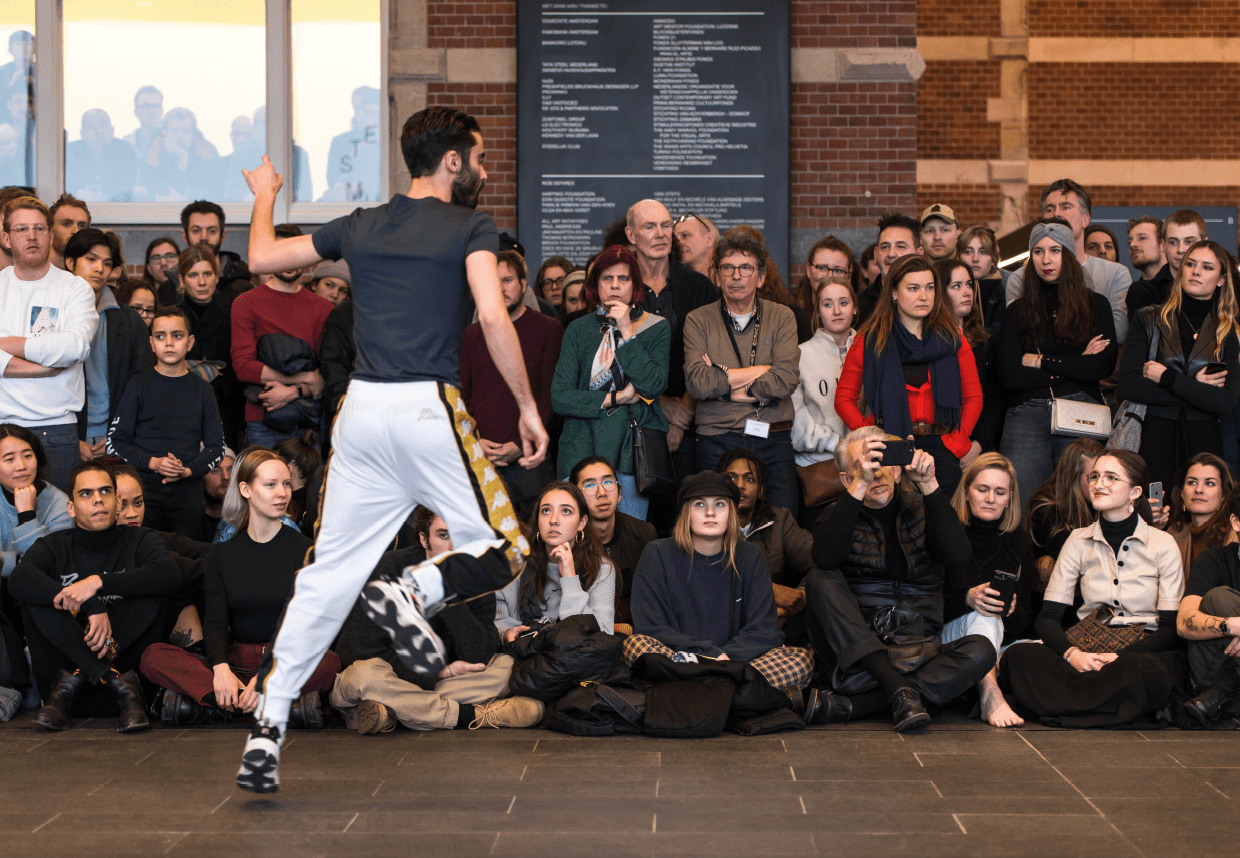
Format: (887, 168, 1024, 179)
(834, 331, 983, 458)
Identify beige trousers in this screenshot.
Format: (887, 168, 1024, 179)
(329, 654, 514, 731)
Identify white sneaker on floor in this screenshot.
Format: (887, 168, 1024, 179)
(236, 722, 284, 794)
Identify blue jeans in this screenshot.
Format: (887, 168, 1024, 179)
(1000, 396, 1094, 522)
(696, 429, 798, 518)
(616, 472, 649, 520)
(27, 423, 79, 493)
(244, 420, 295, 451)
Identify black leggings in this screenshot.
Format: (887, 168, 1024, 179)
(1139, 415, 1222, 494)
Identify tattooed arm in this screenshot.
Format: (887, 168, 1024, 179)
(1177, 594, 1240, 645)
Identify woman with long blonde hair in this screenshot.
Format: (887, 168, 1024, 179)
(1118, 239, 1240, 491)
(624, 471, 813, 695)
(946, 452, 1037, 726)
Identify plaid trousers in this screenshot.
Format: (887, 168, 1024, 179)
(622, 634, 813, 690)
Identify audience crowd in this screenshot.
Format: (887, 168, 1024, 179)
(1, 174, 1238, 740)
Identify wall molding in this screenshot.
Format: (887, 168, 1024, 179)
(919, 159, 1240, 187)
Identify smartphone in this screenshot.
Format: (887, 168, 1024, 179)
(1149, 481, 1164, 509)
(1205, 362, 1227, 375)
(990, 569, 1018, 615)
(878, 439, 916, 467)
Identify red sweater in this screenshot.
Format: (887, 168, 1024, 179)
(460, 308, 563, 445)
(230, 284, 334, 423)
(834, 331, 983, 458)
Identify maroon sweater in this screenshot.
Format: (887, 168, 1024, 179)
(460, 308, 563, 445)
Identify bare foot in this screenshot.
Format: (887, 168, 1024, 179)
(980, 687, 1024, 727)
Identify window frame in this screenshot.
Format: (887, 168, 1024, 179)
(33, 0, 389, 225)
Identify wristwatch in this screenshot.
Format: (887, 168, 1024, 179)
(1221, 618, 1231, 637)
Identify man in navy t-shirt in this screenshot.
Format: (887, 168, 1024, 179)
(233, 106, 548, 794)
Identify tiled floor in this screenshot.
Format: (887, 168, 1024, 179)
(2, 708, 1238, 857)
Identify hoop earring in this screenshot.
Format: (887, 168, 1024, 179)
(576, 530, 585, 544)
(535, 531, 543, 543)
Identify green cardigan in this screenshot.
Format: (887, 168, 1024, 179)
(551, 312, 671, 478)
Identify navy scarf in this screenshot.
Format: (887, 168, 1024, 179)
(862, 322, 962, 439)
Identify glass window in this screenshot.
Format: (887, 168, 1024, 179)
(62, 0, 265, 203)
(0, 11, 35, 190)
(291, 1, 381, 203)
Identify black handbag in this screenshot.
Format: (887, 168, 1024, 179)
(629, 405, 676, 497)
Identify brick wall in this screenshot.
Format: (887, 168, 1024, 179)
(1028, 63, 1240, 160)
(918, 0, 1000, 36)
(917, 61, 1001, 160)
(427, 3, 515, 49)
(793, 0, 917, 48)
(918, 184, 1004, 230)
(1028, 0, 1240, 37)
(425, 82, 518, 235)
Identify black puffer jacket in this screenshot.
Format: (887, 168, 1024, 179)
(504, 614, 627, 701)
(811, 489, 971, 627)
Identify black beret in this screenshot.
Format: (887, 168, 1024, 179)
(677, 471, 741, 507)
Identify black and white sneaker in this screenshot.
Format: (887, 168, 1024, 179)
(236, 722, 284, 794)
(362, 578, 447, 678)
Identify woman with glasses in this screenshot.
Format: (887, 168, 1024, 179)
(793, 235, 860, 321)
(835, 254, 983, 496)
(996, 220, 1118, 518)
(551, 245, 669, 521)
(534, 255, 574, 308)
(1001, 450, 1186, 726)
(956, 226, 1008, 335)
(1118, 240, 1240, 492)
(142, 237, 180, 306)
(115, 278, 159, 329)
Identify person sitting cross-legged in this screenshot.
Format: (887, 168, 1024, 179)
(803, 427, 996, 731)
(9, 461, 180, 732)
(330, 506, 543, 733)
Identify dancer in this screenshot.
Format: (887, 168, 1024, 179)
(234, 106, 548, 793)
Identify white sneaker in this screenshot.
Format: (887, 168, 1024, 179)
(362, 578, 447, 677)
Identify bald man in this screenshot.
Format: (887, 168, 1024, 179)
(65, 109, 139, 203)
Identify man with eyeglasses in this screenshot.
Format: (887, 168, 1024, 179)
(684, 229, 802, 516)
(673, 212, 718, 278)
(0, 197, 99, 492)
(66, 228, 154, 465)
(570, 456, 656, 631)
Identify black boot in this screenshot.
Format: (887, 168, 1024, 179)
(102, 670, 149, 733)
(804, 687, 853, 725)
(289, 691, 323, 730)
(33, 669, 88, 731)
(160, 690, 233, 726)
(890, 687, 931, 732)
(1183, 684, 1237, 729)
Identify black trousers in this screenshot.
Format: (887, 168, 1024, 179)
(142, 477, 206, 539)
(1139, 415, 1223, 496)
(804, 568, 995, 705)
(1188, 586, 1240, 695)
(23, 597, 165, 702)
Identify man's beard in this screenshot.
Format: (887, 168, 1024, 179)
(451, 163, 484, 209)
(197, 239, 222, 256)
(275, 270, 302, 284)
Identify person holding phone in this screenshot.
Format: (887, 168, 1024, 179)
(1161, 453, 1237, 574)
(1119, 240, 1240, 491)
(834, 254, 983, 498)
(803, 426, 996, 731)
(946, 453, 1037, 726)
(551, 245, 670, 521)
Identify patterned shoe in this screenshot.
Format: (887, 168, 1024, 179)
(362, 578, 447, 678)
(469, 697, 545, 729)
(236, 722, 284, 794)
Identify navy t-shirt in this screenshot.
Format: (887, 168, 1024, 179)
(311, 194, 499, 385)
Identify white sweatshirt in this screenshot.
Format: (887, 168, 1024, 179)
(790, 328, 854, 467)
(0, 265, 98, 425)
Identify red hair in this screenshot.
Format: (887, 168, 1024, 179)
(583, 245, 646, 309)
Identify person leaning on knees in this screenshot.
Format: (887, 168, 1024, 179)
(802, 427, 995, 731)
